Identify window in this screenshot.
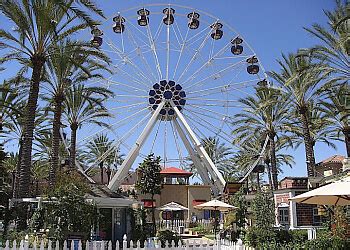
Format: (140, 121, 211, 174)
(278, 208, 289, 225)
(313, 208, 321, 226)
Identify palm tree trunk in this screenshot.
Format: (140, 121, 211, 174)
(265, 158, 273, 190)
(12, 139, 23, 199)
(343, 127, 350, 157)
(99, 161, 104, 184)
(70, 123, 78, 169)
(299, 109, 316, 177)
(19, 55, 45, 198)
(269, 134, 278, 190)
(49, 95, 64, 186)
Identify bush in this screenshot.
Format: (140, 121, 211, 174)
(157, 230, 181, 247)
(245, 228, 308, 248)
(305, 236, 350, 249)
(244, 227, 277, 247)
(191, 224, 211, 234)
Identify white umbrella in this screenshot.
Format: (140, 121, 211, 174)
(157, 201, 189, 211)
(195, 199, 237, 236)
(289, 181, 350, 206)
(157, 202, 188, 229)
(194, 199, 237, 211)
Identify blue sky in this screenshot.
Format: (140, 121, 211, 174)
(1, 0, 346, 180)
(95, 0, 346, 178)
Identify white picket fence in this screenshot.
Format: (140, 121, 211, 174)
(1, 235, 251, 250)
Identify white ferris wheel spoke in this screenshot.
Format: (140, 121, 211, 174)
(176, 26, 214, 83)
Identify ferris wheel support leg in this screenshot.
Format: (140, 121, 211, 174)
(108, 101, 165, 191)
(60, 129, 96, 183)
(173, 119, 219, 195)
(170, 101, 226, 194)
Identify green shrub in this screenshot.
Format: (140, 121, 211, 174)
(191, 224, 211, 234)
(304, 236, 350, 249)
(244, 227, 277, 247)
(157, 230, 181, 247)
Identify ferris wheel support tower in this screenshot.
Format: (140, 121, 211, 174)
(107, 100, 226, 196)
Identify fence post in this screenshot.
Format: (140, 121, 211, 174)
(11, 239, 16, 250)
(101, 240, 105, 250)
(47, 240, 52, 250)
(5, 240, 10, 250)
(122, 235, 127, 250)
(63, 240, 67, 250)
(85, 241, 89, 250)
(136, 240, 141, 250)
(108, 241, 112, 250)
(236, 239, 243, 250)
(78, 241, 82, 250)
(116, 241, 120, 250)
(55, 240, 59, 250)
(185, 240, 189, 250)
(19, 240, 24, 250)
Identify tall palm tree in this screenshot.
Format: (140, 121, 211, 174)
(318, 84, 350, 157)
(83, 133, 124, 185)
(233, 135, 295, 190)
(268, 53, 329, 177)
(232, 86, 293, 190)
(44, 39, 110, 186)
(305, 0, 349, 77)
(0, 0, 104, 197)
(63, 84, 113, 169)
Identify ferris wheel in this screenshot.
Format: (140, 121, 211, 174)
(77, 4, 269, 196)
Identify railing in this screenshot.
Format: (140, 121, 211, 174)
(1, 235, 248, 250)
(157, 219, 213, 232)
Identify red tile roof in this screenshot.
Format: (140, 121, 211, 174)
(160, 167, 193, 176)
(317, 155, 345, 166)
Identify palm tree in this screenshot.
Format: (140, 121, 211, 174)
(318, 84, 350, 156)
(268, 53, 329, 177)
(0, 0, 104, 197)
(304, 0, 349, 77)
(232, 86, 293, 190)
(186, 137, 237, 181)
(44, 39, 110, 186)
(83, 133, 124, 185)
(63, 84, 113, 169)
(233, 135, 295, 190)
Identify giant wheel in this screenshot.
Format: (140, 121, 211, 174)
(75, 4, 269, 195)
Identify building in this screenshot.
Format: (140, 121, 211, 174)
(137, 167, 212, 221)
(273, 155, 349, 229)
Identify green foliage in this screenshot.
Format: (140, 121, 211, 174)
(191, 224, 211, 234)
(157, 230, 181, 247)
(135, 153, 163, 196)
(251, 191, 275, 229)
(245, 228, 308, 248)
(230, 187, 248, 229)
(28, 171, 98, 241)
(129, 208, 148, 244)
(135, 154, 162, 236)
(245, 227, 277, 248)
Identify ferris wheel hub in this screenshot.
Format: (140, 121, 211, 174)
(149, 80, 186, 120)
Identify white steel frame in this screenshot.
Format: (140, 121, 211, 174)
(108, 100, 226, 196)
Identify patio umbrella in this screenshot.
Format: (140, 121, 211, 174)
(157, 202, 188, 229)
(194, 199, 237, 211)
(289, 181, 350, 206)
(195, 199, 237, 235)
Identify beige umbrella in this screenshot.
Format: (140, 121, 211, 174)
(195, 199, 237, 235)
(194, 199, 237, 211)
(158, 201, 189, 211)
(157, 202, 188, 229)
(289, 181, 350, 206)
